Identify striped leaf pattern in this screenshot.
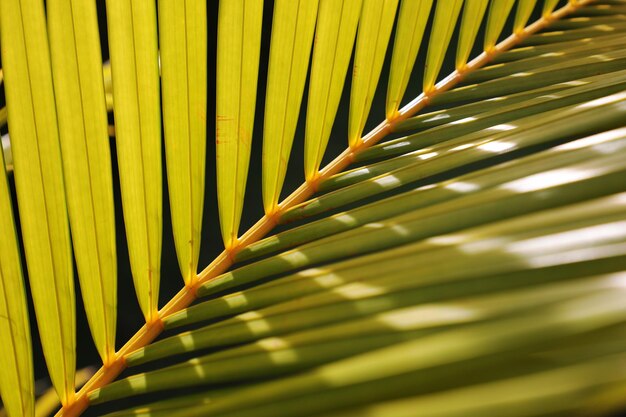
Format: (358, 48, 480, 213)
(1, 1, 625, 417)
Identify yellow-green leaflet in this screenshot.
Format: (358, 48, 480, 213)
(484, 0, 517, 51)
(105, 0, 162, 321)
(543, 0, 560, 16)
(47, 0, 117, 364)
(216, 0, 264, 249)
(159, 0, 207, 284)
(304, 0, 363, 180)
(0, 0, 76, 404)
(385, 0, 433, 118)
(456, 0, 489, 69)
(262, 0, 319, 214)
(348, 0, 399, 147)
(514, 0, 539, 33)
(0, 155, 34, 417)
(423, 0, 464, 92)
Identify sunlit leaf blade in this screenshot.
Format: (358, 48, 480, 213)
(393, 83, 573, 134)
(430, 51, 626, 107)
(199, 153, 626, 302)
(164, 285, 626, 417)
(138, 215, 626, 365)
(304, 0, 363, 180)
(549, 15, 626, 30)
(456, 0, 489, 69)
(231, 126, 626, 264)
(132, 258, 626, 365)
(385, 0, 433, 118)
(522, 22, 626, 46)
(0, 153, 33, 417)
(462, 35, 626, 85)
(47, 0, 117, 363)
(543, 0, 560, 16)
(285, 89, 626, 222)
(159, 0, 207, 284)
(262, 0, 319, 213)
(103, 388, 235, 417)
(330, 353, 626, 417)
(93, 194, 626, 402)
(492, 32, 624, 63)
(354, 68, 626, 168)
(514, 0, 539, 33)
(216, 0, 264, 248)
(348, 0, 399, 147)
(484, 0, 517, 51)
(105, 0, 162, 321)
(0, 0, 76, 405)
(423, 0, 464, 92)
(112, 323, 626, 417)
(571, 3, 626, 18)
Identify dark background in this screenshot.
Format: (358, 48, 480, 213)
(2, 0, 599, 414)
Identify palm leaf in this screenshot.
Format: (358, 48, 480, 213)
(1, 1, 626, 417)
(159, 0, 207, 285)
(304, 0, 362, 180)
(0, 139, 34, 417)
(47, 0, 117, 364)
(0, 0, 76, 405)
(105, 0, 162, 322)
(262, 0, 319, 213)
(216, 0, 264, 248)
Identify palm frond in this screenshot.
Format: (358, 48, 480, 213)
(0, 0, 76, 405)
(0, 1, 625, 417)
(48, 0, 117, 364)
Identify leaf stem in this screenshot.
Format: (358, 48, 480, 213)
(56, 1, 593, 415)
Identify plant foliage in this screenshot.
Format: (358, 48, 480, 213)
(1, 0, 626, 416)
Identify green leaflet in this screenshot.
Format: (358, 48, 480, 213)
(47, 0, 117, 363)
(0, 149, 34, 416)
(353, 68, 626, 168)
(0, 0, 76, 404)
(423, 0, 464, 92)
(198, 148, 626, 301)
(543, 0, 561, 16)
(522, 22, 626, 46)
(136, 205, 626, 364)
(385, 0, 433, 118)
(262, 0, 319, 213)
(112, 330, 626, 417)
(430, 50, 626, 107)
(514, 0, 539, 32)
(159, 0, 207, 284)
(493, 32, 626, 63)
(304, 0, 363, 180)
(95, 210, 626, 403)
(348, 0, 399, 146)
(484, 0, 517, 51)
(132, 263, 626, 366)
(164, 287, 626, 417)
(287, 87, 626, 221)
(233, 126, 626, 264)
(456, 0, 489, 69)
(462, 35, 626, 85)
(216, 0, 264, 248)
(105, 0, 162, 321)
(329, 354, 626, 417)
